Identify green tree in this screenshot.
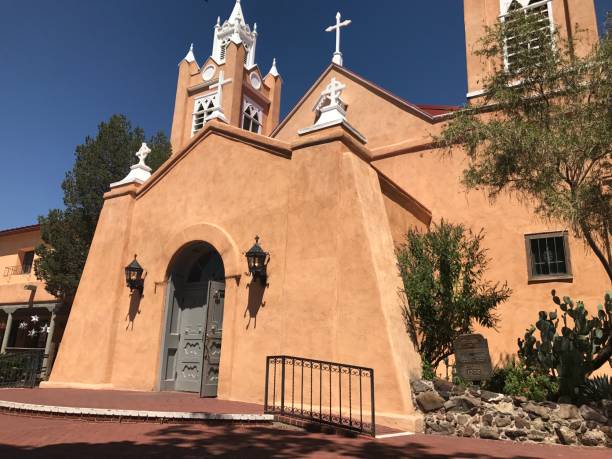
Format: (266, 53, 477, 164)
(397, 221, 511, 369)
(437, 9, 612, 281)
(35, 115, 171, 304)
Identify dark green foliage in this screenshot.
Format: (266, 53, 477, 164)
(580, 375, 612, 403)
(421, 360, 436, 381)
(437, 10, 612, 281)
(397, 220, 511, 369)
(484, 359, 558, 402)
(35, 115, 171, 304)
(518, 291, 612, 400)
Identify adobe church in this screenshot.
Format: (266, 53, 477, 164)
(45, 0, 606, 429)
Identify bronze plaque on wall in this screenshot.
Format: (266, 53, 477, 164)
(454, 334, 493, 382)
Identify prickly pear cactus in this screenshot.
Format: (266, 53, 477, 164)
(518, 290, 612, 400)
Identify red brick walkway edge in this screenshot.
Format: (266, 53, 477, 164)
(0, 400, 274, 425)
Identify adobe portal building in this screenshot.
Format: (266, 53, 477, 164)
(45, 1, 606, 429)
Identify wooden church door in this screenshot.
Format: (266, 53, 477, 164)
(173, 284, 208, 393)
(201, 280, 225, 397)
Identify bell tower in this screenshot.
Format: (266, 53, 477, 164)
(169, 0, 283, 154)
(463, 0, 599, 99)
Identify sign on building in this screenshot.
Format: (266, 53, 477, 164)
(454, 334, 493, 382)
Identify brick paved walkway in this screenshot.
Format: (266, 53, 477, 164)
(0, 413, 608, 458)
(0, 388, 263, 414)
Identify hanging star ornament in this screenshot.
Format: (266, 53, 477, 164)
(40, 324, 50, 334)
(18, 321, 28, 330)
(31, 315, 40, 323)
(28, 329, 37, 337)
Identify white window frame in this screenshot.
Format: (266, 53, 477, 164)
(499, 0, 555, 72)
(192, 93, 218, 136)
(241, 97, 263, 134)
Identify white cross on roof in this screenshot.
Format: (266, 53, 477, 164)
(325, 12, 352, 66)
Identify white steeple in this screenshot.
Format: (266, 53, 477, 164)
(268, 58, 280, 77)
(211, 0, 258, 67)
(183, 43, 196, 64)
(228, 0, 245, 24)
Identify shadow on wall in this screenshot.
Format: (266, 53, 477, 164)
(244, 280, 266, 330)
(125, 291, 142, 331)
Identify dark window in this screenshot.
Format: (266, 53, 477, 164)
(242, 104, 261, 134)
(525, 232, 572, 281)
(21, 251, 34, 274)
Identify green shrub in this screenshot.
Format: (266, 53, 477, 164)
(421, 360, 436, 381)
(397, 221, 511, 370)
(484, 360, 558, 402)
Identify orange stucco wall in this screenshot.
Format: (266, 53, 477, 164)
(45, 0, 607, 430)
(0, 228, 55, 306)
(275, 68, 438, 150)
(373, 148, 610, 368)
(464, 0, 600, 96)
(48, 121, 427, 429)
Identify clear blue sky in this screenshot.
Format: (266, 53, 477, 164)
(0, 0, 610, 229)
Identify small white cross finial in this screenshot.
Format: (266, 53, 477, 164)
(322, 77, 347, 106)
(135, 143, 151, 167)
(325, 11, 352, 66)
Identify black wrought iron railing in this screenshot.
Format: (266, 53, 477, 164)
(0, 349, 45, 388)
(264, 356, 376, 436)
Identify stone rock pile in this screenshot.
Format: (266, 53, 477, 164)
(411, 379, 611, 448)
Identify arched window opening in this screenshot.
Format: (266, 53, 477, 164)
(241, 101, 262, 134)
(501, 0, 553, 72)
(192, 95, 217, 135)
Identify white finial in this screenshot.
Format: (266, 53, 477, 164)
(135, 143, 151, 167)
(269, 58, 279, 77)
(322, 78, 346, 108)
(298, 75, 366, 143)
(216, 16, 221, 27)
(110, 143, 153, 188)
(206, 71, 233, 123)
(313, 77, 347, 125)
(183, 43, 196, 63)
(254, 22, 258, 33)
(325, 11, 352, 66)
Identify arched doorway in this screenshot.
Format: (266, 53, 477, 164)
(160, 242, 225, 397)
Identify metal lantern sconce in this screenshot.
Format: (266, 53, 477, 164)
(245, 236, 270, 285)
(125, 255, 144, 293)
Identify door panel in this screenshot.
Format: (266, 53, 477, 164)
(175, 286, 207, 393)
(201, 281, 225, 397)
(160, 285, 180, 391)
